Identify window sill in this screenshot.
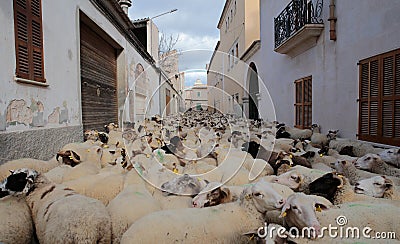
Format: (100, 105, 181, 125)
(15, 77, 49, 87)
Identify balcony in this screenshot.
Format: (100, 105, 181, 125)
(274, 0, 324, 57)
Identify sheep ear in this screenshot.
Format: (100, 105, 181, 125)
(70, 151, 81, 163)
(311, 195, 332, 210)
(383, 177, 393, 189)
(279, 203, 290, 218)
(220, 187, 230, 198)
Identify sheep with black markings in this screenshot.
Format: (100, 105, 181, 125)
(1, 168, 111, 243)
(121, 181, 287, 243)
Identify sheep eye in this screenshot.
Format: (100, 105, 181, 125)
(253, 192, 263, 198)
(109, 151, 116, 154)
(373, 182, 382, 186)
(388, 151, 393, 154)
(366, 157, 371, 160)
(290, 175, 298, 180)
(292, 205, 298, 210)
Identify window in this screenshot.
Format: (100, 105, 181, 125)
(13, 0, 45, 82)
(294, 76, 312, 129)
(358, 48, 400, 146)
(197, 92, 200, 97)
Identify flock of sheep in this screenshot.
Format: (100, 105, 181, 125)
(0, 109, 399, 243)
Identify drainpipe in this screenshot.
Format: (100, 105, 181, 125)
(328, 0, 337, 41)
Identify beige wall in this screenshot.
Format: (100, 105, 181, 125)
(207, 0, 260, 116)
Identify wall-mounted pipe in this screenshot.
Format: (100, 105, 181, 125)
(328, 0, 337, 41)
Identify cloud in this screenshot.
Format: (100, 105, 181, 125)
(184, 71, 207, 88)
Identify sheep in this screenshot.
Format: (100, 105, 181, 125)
(310, 124, 328, 147)
(0, 195, 33, 244)
(44, 165, 72, 183)
(308, 172, 388, 205)
(120, 181, 287, 243)
(192, 181, 294, 209)
(276, 124, 312, 140)
(355, 176, 400, 200)
(378, 148, 400, 168)
(106, 184, 162, 243)
(331, 160, 400, 186)
(0, 157, 60, 181)
(160, 174, 207, 196)
(325, 148, 358, 163)
(191, 181, 244, 208)
(355, 153, 400, 177)
(279, 192, 400, 240)
(1, 168, 111, 243)
(152, 189, 193, 209)
(61, 162, 100, 182)
(62, 171, 125, 205)
(329, 138, 383, 157)
(273, 165, 327, 193)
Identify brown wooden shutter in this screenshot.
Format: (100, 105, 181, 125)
(14, 0, 45, 82)
(294, 76, 312, 129)
(358, 48, 400, 146)
(80, 22, 118, 132)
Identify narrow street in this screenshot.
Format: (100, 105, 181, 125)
(0, 0, 399, 243)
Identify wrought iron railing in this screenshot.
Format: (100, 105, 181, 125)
(274, 0, 324, 48)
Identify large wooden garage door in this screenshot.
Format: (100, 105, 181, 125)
(80, 22, 118, 132)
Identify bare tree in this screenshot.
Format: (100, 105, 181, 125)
(158, 32, 180, 55)
(158, 32, 181, 78)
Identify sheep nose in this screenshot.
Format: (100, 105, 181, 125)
(192, 202, 197, 207)
(274, 178, 279, 182)
(278, 199, 285, 205)
(355, 183, 360, 187)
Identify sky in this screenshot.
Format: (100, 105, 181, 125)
(128, 0, 225, 87)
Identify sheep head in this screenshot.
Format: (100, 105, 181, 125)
(354, 153, 382, 170)
(0, 168, 38, 198)
(279, 193, 332, 238)
(354, 176, 394, 198)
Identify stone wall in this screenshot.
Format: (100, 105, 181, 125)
(0, 126, 83, 165)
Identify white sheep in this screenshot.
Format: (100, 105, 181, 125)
(0, 196, 33, 244)
(286, 126, 313, 140)
(329, 138, 383, 157)
(62, 171, 125, 205)
(355, 154, 400, 177)
(273, 165, 327, 193)
(2, 169, 111, 243)
(280, 192, 400, 241)
(152, 189, 193, 209)
(0, 157, 60, 181)
(378, 148, 400, 168)
(332, 160, 400, 186)
(310, 124, 328, 147)
(44, 165, 72, 183)
(120, 181, 287, 243)
(355, 176, 400, 200)
(106, 183, 161, 243)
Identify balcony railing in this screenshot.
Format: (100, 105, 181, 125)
(274, 0, 323, 48)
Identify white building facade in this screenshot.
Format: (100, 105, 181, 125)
(244, 0, 400, 146)
(0, 0, 177, 162)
